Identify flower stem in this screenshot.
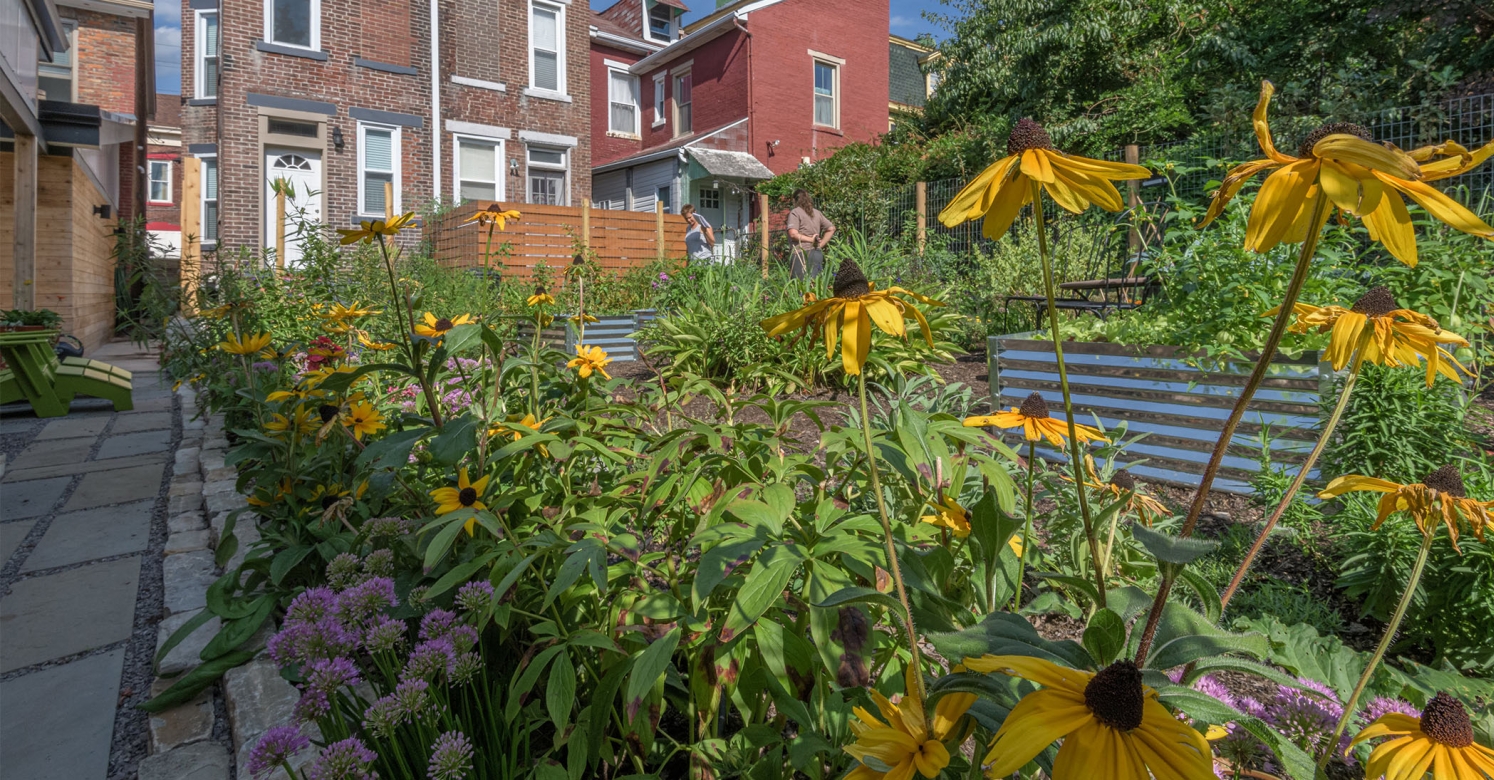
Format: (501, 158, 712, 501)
(1221, 332, 1370, 610)
(1100, 492, 1129, 580)
(1030, 180, 1106, 610)
(1317, 529, 1435, 768)
(1135, 190, 1330, 662)
(857, 371, 924, 705)
(530, 311, 543, 417)
(1012, 441, 1036, 612)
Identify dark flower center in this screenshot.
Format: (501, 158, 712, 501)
(1423, 464, 1466, 498)
(832, 259, 871, 299)
(321, 496, 339, 510)
(433, 318, 453, 331)
(1110, 470, 1137, 492)
(1350, 286, 1399, 318)
(1018, 392, 1051, 420)
(534, 285, 547, 297)
(1084, 659, 1145, 731)
(1420, 692, 1474, 748)
(1007, 118, 1055, 156)
(1298, 122, 1374, 158)
(458, 487, 478, 506)
(318, 404, 340, 422)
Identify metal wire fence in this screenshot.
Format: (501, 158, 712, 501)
(815, 92, 1494, 254)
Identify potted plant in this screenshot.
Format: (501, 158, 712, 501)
(0, 309, 63, 333)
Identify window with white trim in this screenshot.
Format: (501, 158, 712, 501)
(813, 60, 838, 128)
(37, 20, 76, 101)
(200, 156, 219, 245)
(646, 1, 674, 42)
(608, 69, 639, 135)
(266, 0, 319, 50)
(652, 73, 666, 126)
(149, 160, 172, 204)
(358, 124, 401, 217)
(195, 11, 219, 98)
(529, 1, 565, 94)
(697, 187, 720, 211)
(672, 70, 692, 136)
(454, 136, 504, 202)
(526, 146, 567, 206)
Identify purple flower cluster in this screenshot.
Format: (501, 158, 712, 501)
(427, 731, 474, 780)
(1363, 696, 1418, 724)
(400, 609, 481, 683)
(265, 578, 400, 722)
(246, 725, 312, 778)
(306, 737, 378, 780)
(1187, 673, 1362, 776)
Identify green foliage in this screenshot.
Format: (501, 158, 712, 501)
(1, 308, 62, 328)
(1319, 363, 1473, 484)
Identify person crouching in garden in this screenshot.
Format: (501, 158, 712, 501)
(681, 204, 716, 263)
(787, 188, 835, 279)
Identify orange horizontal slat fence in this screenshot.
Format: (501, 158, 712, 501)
(427, 202, 688, 278)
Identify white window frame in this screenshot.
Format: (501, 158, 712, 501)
(652, 73, 666, 127)
(607, 66, 640, 137)
(812, 58, 840, 129)
(527, 0, 567, 97)
(357, 123, 401, 218)
(194, 11, 220, 99)
(148, 159, 173, 204)
(452, 134, 506, 203)
(263, 0, 321, 51)
(525, 144, 569, 207)
(672, 67, 692, 137)
(199, 154, 219, 247)
(644, 0, 675, 44)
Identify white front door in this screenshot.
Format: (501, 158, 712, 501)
(264, 148, 322, 266)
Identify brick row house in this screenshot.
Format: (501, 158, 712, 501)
(177, 0, 591, 263)
(147, 92, 183, 260)
(2, 0, 156, 349)
(586, 0, 892, 257)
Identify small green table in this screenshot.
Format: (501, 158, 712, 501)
(0, 329, 133, 417)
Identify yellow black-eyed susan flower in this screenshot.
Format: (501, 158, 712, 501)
(527, 286, 556, 307)
(337, 212, 415, 245)
(1267, 286, 1470, 385)
(842, 678, 973, 780)
(1348, 692, 1494, 780)
(1319, 464, 1492, 551)
(1200, 81, 1494, 266)
(963, 392, 1106, 448)
(430, 468, 490, 534)
(759, 259, 943, 376)
(963, 656, 1214, 780)
(937, 118, 1151, 239)
(219, 332, 273, 355)
(413, 312, 474, 340)
(466, 208, 521, 230)
(567, 345, 612, 380)
(1066, 454, 1171, 525)
(341, 401, 386, 440)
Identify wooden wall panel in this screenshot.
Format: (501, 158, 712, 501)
(428, 201, 688, 278)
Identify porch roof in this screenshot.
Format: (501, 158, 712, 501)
(687, 148, 773, 181)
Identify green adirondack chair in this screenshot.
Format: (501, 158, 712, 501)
(0, 330, 133, 417)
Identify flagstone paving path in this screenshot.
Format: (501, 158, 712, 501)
(0, 341, 210, 779)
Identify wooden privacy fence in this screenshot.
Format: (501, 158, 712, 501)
(988, 334, 1329, 494)
(427, 202, 688, 278)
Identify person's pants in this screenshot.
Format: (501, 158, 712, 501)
(790, 247, 824, 279)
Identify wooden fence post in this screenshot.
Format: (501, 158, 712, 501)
(915, 181, 927, 256)
(275, 183, 287, 270)
(12, 133, 37, 310)
(581, 199, 591, 250)
(758, 192, 769, 278)
(181, 157, 201, 314)
(1124, 144, 1142, 253)
(384, 181, 394, 221)
(655, 200, 665, 262)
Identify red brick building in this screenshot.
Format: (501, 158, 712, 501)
(587, 0, 889, 255)
(179, 0, 591, 264)
(147, 93, 183, 259)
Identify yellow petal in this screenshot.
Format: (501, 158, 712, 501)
(1050, 164, 1125, 212)
(1421, 139, 1494, 182)
(1044, 154, 1151, 181)
(1251, 81, 1294, 164)
(963, 655, 1089, 695)
(982, 690, 1094, 777)
(981, 172, 1033, 239)
(865, 297, 906, 338)
(1021, 149, 1056, 184)
(1349, 713, 1421, 749)
(1363, 184, 1419, 266)
(1245, 160, 1317, 253)
(1131, 699, 1214, 780)
(1200, 158, 1279, 228)
(1313, 135, 1420, 181)
(939, 155, 1019, 226)
(1319, 474, 1404, 498)
(1386, 177, 1494, 238)
(841, 300, 864, 375)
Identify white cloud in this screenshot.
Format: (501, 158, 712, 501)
(155, 0, 180, 27)
(890, 14, 916, 28)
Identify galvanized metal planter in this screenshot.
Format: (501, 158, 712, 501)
(988, 333, 1330, 494)
(517, 309, 659, 363)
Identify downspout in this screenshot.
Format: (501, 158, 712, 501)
(431, 0, 442, 200)
(734, 16, 754, 223)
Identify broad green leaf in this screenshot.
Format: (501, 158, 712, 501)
(1177, 568, 1222, 624)
(721, 544, 805, 642)
(356, 427, 429, 469)
(200, 596, 274, 660)
(692, 537, 765, 607)
(492, 553, 539, 601)
(547, 651, 577, 728)
(1147, 632, 1269, 670)
(422, 516, 469, 572)
(441, 323, 482, 354)
(425, 551, 498, 600)
(812, 586, 905, 617)
(153, 608, 216, 673)
(544, 545, 591, 610)
(269, 545, 313, 586)
(138, 647, 257, 713)
(625, 627, 681, 715)
(429, 415, 479, 466)
(1081, 608, 1126, 667)
(1132, 524, 1219, 566)
(587, 658, 632, 766)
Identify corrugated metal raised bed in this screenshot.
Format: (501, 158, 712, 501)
(517, 309, 659, 363)
(987, 334, 1329, 494)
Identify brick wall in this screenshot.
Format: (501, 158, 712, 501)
(179, 0, 591, 254)
(747, 0, 889, 175)
(591, 43, 644, 166)
(637, 28, 751, 152)
(69, 9, 138, 114)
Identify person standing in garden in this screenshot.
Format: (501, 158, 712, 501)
(681, 204, 716, 262)
(787, 188, 835, 278)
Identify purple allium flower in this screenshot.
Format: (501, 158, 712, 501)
(1166, 668, 1185, 684)
(362, 549, 394, 578)
(339, 577, 398, 626)
(363, 694, 403, 739)
(307, 738, 378, 780)
(1362, 696, 1418, 725)
(327, 554, 363, 589)
(455, 581, 494, 614)
(253, 361, 279, 372)
(448, 652, 482, 686)
(393, 678, 433, 721)
(305, 657, 361, 695)
(286, 587, 340, 623)
(295, 688, 331, 722)
(363, 517, 411, 539)
(403, 639, 458, 681)
(1267, 678, 1353, 764)
(269, 618, 360, 665)
(658, 272, 669, 281)
(418, 609, 461, 642)
(246, 725, 311, 778)
(365, 616, 407, 655)
(1191, 675, 1238, 711)
(427, 731, 474, 780)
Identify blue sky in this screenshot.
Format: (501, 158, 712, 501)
(154, 0, 947, 94)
